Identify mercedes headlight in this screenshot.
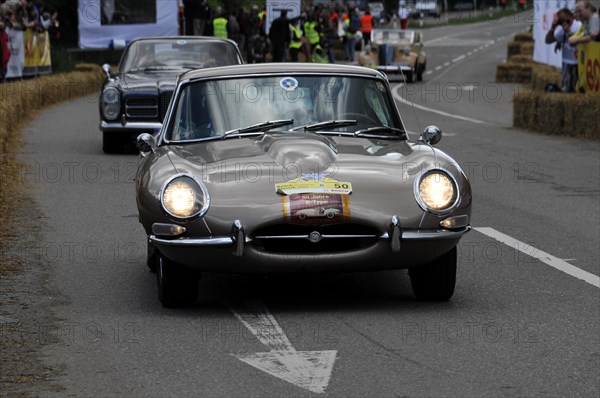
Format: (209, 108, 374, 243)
(161, 175, 209, 219)
(101, 87, 121, 120)
(415, 170, 458, 213)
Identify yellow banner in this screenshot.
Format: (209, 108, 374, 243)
(577, 42, 600, 93)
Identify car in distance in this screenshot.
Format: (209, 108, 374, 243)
(411, 0, 441, 18)
(99, 36, 243, 153)
(358, 28, 426, 83)
(134, 63, 472, 307)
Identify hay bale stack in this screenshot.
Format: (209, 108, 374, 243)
(531, 63, 561, 91)
(496, 62, 533, 83)
(563, 94, 600, 139)
(536, 93, 565, 134)
(0, 64, 103, 155)
(514, 91, 600, 139)
(514, 32, 533, 42)
(513, 91, 539, 129)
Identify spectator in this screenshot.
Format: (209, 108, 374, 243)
(289, 17, 303, 62)
(183, 0, 210, 36)
(360, 8, 373, 46)
(245, 5, 260, 63)
(398, 4, 409, 30)
(269, 9, 290, 62)
(545, 8, 581, 93)
(303, 14, 320, 54)
(344, 8, 360, 62)
(227, 9, 241, 47)
(0, 20, 10, 81)
(569, 1, 599, 46)
(211, 7, 228, 39)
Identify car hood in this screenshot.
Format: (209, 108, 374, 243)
(115, 70, 183, 93)
(157, 133, 469, 232)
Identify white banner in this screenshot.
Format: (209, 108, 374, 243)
(5, 28, 24, 79)
(78, 0, 179, 49)
(265, 0, 301, 35)
(532, 0, 575, 68)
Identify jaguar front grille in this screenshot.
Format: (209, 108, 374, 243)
(252, 223, 380, 253)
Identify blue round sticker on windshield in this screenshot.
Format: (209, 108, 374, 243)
(280, 77, 299, 91)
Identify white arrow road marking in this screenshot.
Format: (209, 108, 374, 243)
(475, 227, 600, 288)
(227, 300, 337, 393)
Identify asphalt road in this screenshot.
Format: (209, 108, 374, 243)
(10, 15, 600, 398)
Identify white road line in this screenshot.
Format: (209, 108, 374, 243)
(392, 84, 486, 124)
(227, 300, 337, 393)
(452, 55, 466, 63)
(475, 227, 600, 288)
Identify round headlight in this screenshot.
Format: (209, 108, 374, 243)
(416, 171, 457, 212)
(102, 87, 121, 120)
(161, 175, 209, 219)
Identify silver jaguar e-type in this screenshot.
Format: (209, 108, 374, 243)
(134, 63, 472, 307)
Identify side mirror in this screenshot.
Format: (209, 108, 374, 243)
(137, 133, 155, 155)
(420, 125, 442, 146)
(102, 63, 112, 80)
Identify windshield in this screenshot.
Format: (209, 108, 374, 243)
(165, 75, 403, 142)
(372, 30, 414, 45)
(120, 39, 240, 72)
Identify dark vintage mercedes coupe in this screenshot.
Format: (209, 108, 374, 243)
(99, 36, 243, 153)
(134, 63, 472, 307)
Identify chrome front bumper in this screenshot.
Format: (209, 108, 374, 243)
(376, 65, 412, 73)
(100, 120, 162, 134)
(149, 217, 471, 255)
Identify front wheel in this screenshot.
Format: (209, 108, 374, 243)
(416, 63, 425, 81)
(409, 246, 457, 301)
(157, 255, 200, 308)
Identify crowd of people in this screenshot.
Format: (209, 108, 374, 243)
(182, 1, 383, 64)
(545, 0, 599, 93)
(0, 0, 59, 81)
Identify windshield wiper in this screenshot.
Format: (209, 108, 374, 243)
(291, 119, 357, 132)
(354, 126, 406, 138)
(128, 66, 177, 73)
(221, 119, 294, 139)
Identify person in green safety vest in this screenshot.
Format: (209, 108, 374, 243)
(212, 7, 228, 39)
(303, 15, 320, 54)
(289, 17, 303, 62)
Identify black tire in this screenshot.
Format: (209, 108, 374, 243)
(416, 63, 425, 81)
(147, 239, 158, 273)
(404, 71, 414, 84)
(409, 246, 457, 301)
(156, 256, 199, 308)
(102, 131, 121, 154)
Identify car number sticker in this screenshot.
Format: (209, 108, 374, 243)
(282, 193, 350, 224)
(275, 177, 352, 195)
(279, 77, 299, 91)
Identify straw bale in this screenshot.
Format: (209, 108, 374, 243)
(507, 54, 533, 64)
(536, 93, 565, 135)
(564, 94, 600, 138)
(531, 64, 561, 91)
(514, 32, 533, 42)
(513, 91, 539, 128)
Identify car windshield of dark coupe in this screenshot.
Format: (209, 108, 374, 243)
(166, 76, 402, 142)
(120, 39, 241, 72)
